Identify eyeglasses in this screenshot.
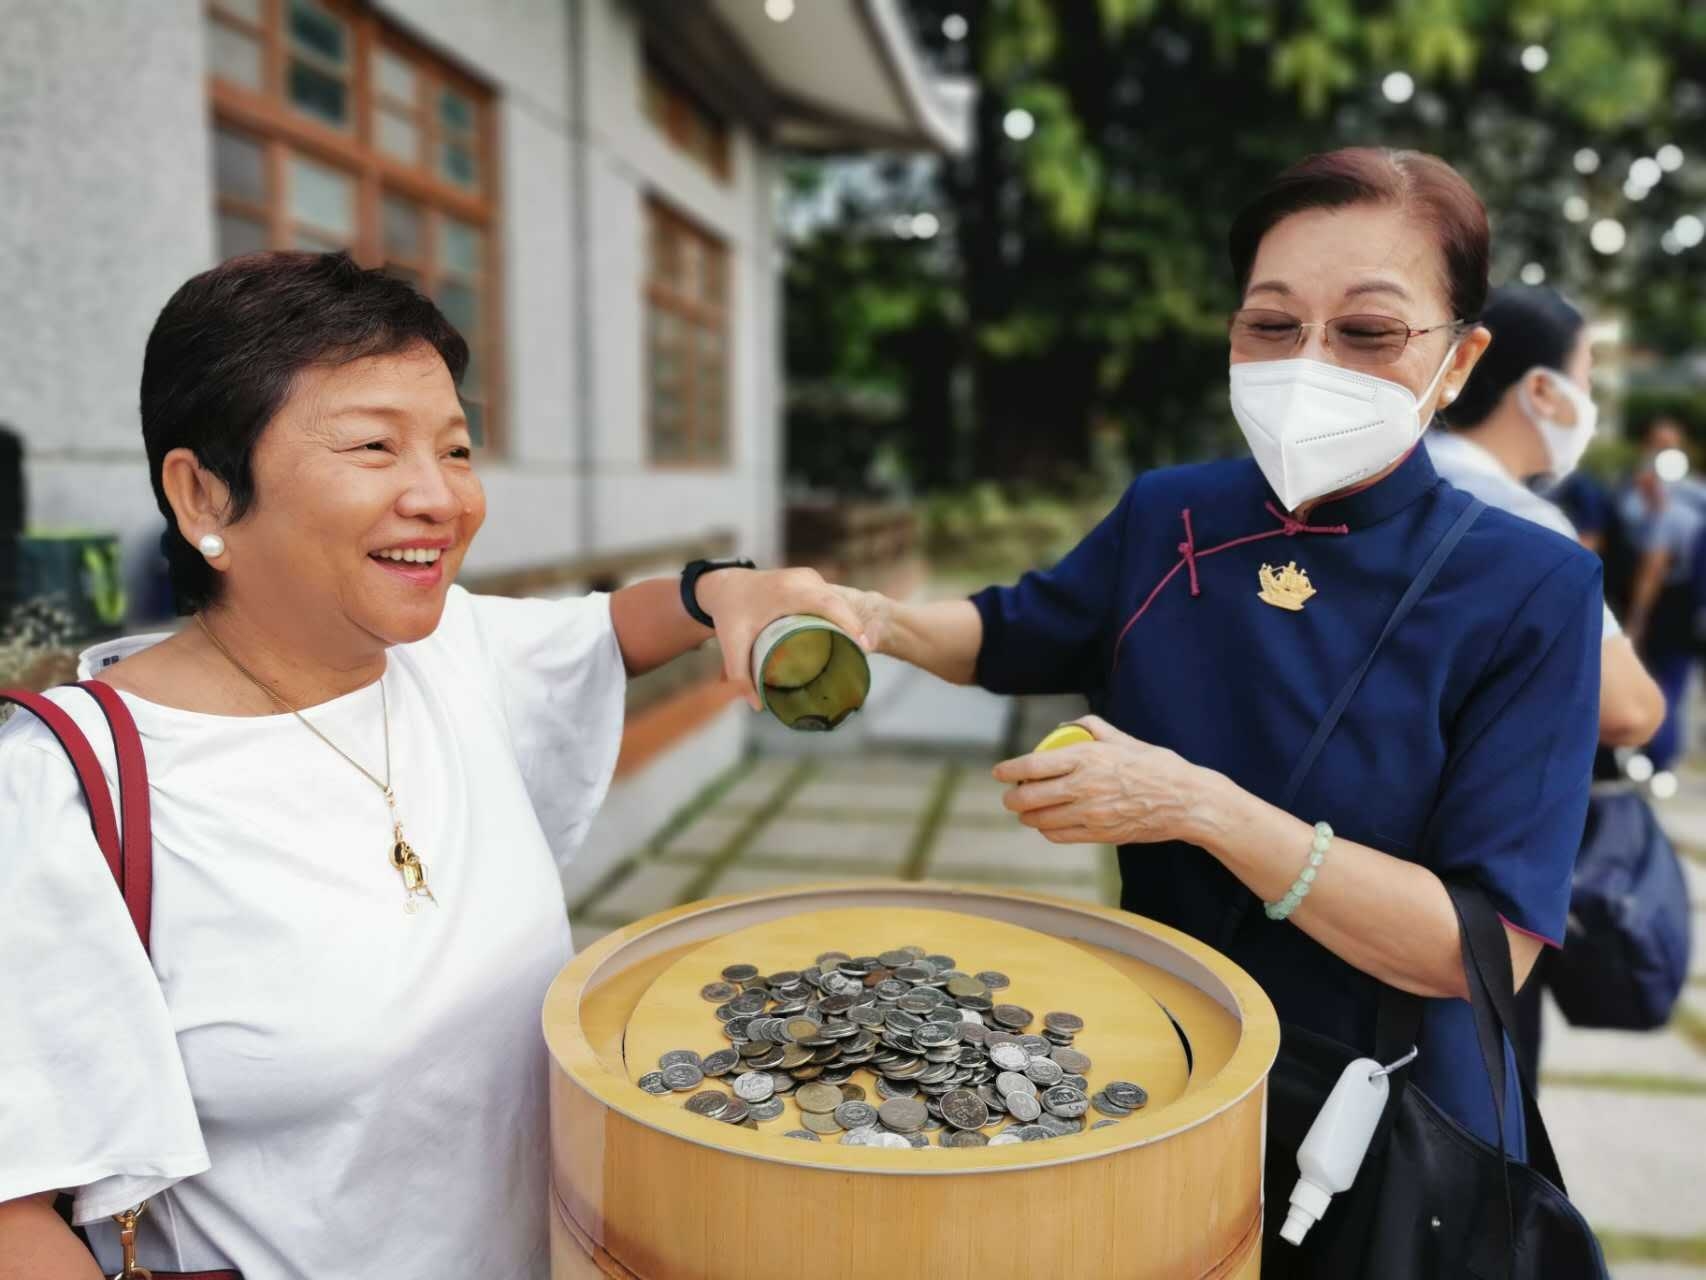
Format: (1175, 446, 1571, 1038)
(1229, 309, 1466, 367)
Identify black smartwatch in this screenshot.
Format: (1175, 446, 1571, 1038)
(680, 557, 757, 627)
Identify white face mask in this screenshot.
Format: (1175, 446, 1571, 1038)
(1518, 368, 1598, 480)
(1229, 344, 1460, 512)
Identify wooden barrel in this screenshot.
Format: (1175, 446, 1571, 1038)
(543, 881, 1278, 1279)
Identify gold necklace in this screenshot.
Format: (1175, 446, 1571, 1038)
(195, 614, 438, 913)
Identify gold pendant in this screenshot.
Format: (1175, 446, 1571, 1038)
(1258, 560, 1316, 611)
(391, 834, 439, 912)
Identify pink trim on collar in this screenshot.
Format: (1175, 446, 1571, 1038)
(1110, 504, 1349, 672)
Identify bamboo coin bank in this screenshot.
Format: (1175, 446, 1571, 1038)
(543, 881, 1279, 1279)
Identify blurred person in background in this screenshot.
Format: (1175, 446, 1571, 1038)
(1427, 284, 1665, 1076)
(1620, 417, 1706, 770)
(1428, 284, 1663, 748)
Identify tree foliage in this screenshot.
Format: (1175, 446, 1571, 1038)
(782, 0, 1706, 491)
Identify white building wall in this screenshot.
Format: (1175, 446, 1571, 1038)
(2, 0, 781, 589)
(0, 0, 213, 594)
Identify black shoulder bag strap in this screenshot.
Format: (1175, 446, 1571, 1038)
(1220, 497, 1486, 949)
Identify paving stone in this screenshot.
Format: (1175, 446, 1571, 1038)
(1661, 801, 1706, 853)
(702, 865, 839, 898)
(657, 811, 750, 859)
(1544, 1087, 1706, 1239)
(1682, 854, 1706, 904)
(1539, 995, 1706, 1083)
(1609, 1264, 1706, 1280)
(582, 858, 704, 924)
(790, 774, 942, 814)
(718, 758, 803, 810)
(748, 817, 910, 869)
(860, 655, 1010, 748)
(947, 770, 1013, 821)
(812, 754, 949, 785)
(926, 822, 1103, 879)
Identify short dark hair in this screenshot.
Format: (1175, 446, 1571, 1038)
(1442, 285, 1585, 428)
(141, 251, 468, 614)
(1229, 147, 1491, 325)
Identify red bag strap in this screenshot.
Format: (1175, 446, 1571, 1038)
(1, 682, 153, 955)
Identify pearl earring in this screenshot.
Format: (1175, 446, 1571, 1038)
(198, 533, 226, 559)
(1442, 388, 1457, 404)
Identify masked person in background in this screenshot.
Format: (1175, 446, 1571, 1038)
(833, 148, 1603, 1178)
(1620, 418, 1706, 770)
(1428, 284, 1664, 749)
(1427, 285, 1665, 1078)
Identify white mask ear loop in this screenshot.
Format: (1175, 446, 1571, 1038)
(1418, 336, 1463, 421)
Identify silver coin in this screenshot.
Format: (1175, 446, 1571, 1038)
(721, 963, 759, 983)
(699, 1049, 740, 1077)
(940, 1128, 988, 1147)
(1038, 1112, 1082, 1136)
(685, 1090, 729, 1118)
(877, 1097, 928, 1133)
(904, 1132, 931, 1148)
(1025, 1057, 1065, 1086)
(878, 949, 915, 968)
(1042, 1085, 1090, 1118)
(659, 1049, 702, 1070)
(1005, 1091, 1043, 1123)
(733, 1070, 775, 1102)
(1092, 1091, 1132, 1118)
(987, 1131, 1023, 1145)
(1105, 1080, 1149, 1110)
(718, 1096, 751, 1124)
(989, 1043, 1030, 1072)
(835, 1101, 878, 1131)
(990, 1004, 1033, 1030)
(974, 970, 1011, 990)
(747, 1097, 785, 1122)
(1013, 1124, 1052, 1142)
(700, 981, 739, 1003)
(637, 1071, 669, 1095)
(1051, 1047, 1092, 1074)
(1043, 1011, 1085, 1035)
(940, 1088, 990, 1130)
(784, 1129, 821, 1141)
(840, 1125, 880, 1146)
(875, 1132, 912, 1149)
(1091, 1118, 1121, 1130)
(661, 1063, 704, 1091)
(995, 1071, 1037, 1098)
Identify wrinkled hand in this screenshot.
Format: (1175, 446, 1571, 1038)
(697, 568, 873, 709)
(994, 715, 1208, 845)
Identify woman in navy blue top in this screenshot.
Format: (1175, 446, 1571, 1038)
(838, 148, 1602, 1156)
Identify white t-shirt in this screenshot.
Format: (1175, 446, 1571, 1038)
(0, 586, 626, 1278)
(1426, 429, 1622, 637)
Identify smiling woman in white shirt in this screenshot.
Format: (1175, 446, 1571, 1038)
(0, 251, 864, 1280)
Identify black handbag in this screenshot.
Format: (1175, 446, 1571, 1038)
(1261, 886, 1608, 1279)
(1547, 780, 1692, 1030)
(1229, 497, 1604, 1277)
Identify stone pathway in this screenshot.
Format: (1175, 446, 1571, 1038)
(566, 662, 1706, 1277)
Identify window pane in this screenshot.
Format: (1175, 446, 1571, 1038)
(377, 108, 419, 162)
(437, 140, 478, 189)
(381, 194, 423, 259)
(294, 229, 344, 251)
(701, 249, 725, 307)
(217, 211, 269, 259)
(209, 22, 263, 91)
(442, 218, 481, 277)
(373, 46, 416, 104)
(289, 61, 349, 126)
(289, 153, 354, 239)
(678, 236, 700, 301)
(213, 127, 266, 203)
(650, 309, 680, 385)
(439, 88, 474, 131)
(213, 0, 263, 23)
(289, 0, 347, 64)
(437, 280, 479, 338)
(648, 216, 675, 286)
(643, 66, 669, 129)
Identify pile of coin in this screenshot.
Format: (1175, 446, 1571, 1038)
(634, 945, 1149, 1149)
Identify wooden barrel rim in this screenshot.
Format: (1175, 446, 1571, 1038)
(543, 881, 1278, 1176)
